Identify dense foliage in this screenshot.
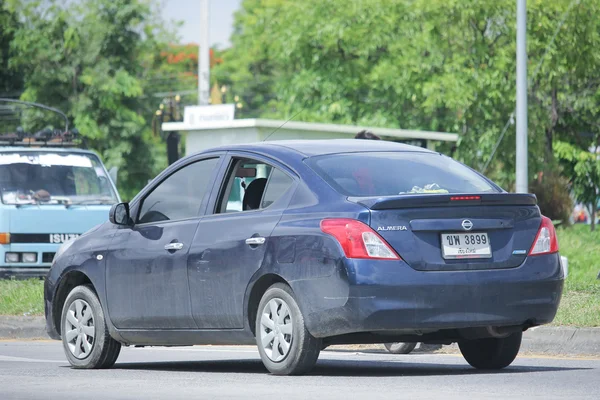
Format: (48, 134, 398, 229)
(216, 0, 600, 194)
(0, 0, 24, 132)
(555, 141, 600, 230)
(1, 0, 599, 207)
(2, 0, 171, 199)
(529, 172, 573, 225)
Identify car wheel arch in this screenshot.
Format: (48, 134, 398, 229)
(246, 273, 289, 336)
(53, 270, 96, 336)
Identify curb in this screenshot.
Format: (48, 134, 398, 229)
(0, 317, 598, 356)
(331, 327, 600, 356)
(0, 316, 47, 340)
(522, 326, 600, 356)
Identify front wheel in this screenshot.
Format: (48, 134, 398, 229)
(60, 285, 121, 369)
(255, 283, 321, 375)
(459, 332, 522, 370)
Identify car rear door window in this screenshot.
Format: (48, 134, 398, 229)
(262, 168, 294, 208)
(216, 158, 293, 213)
(138, 158, 219, 223)
(306, 152, 499, 196)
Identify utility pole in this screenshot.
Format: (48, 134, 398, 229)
(516, 0, 528, 193)
(199, 0, 210, 105)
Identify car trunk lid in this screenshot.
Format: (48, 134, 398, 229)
(351, 193, 541, 271)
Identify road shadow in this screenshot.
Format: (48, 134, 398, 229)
(308, 359, 589, 377)
(326, 343, 444, 355)
(110, 358, 590, 377)
(113, 359, 268, 374)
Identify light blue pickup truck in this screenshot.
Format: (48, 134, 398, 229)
(0, 144, 119, 277)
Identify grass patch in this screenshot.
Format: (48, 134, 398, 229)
(552, 224, 600, 327)
(0, 279, 44, 316)
(556, 224, 600, 292)
(553, 289, 600, 326)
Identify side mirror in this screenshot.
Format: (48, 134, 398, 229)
(109, 202, 132, 226)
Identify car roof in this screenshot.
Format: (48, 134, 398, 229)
(208, 139, 435, 158)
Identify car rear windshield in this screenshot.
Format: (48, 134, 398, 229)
(306, 152, 499, 197)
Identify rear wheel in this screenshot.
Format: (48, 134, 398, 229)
(255, 283, 321, 375)
(61, 285, 121, 369)
(459, 332, 522, 370)
(384, 342, 417, 354)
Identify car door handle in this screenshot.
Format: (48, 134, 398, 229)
(245, 237, 266, 246)
(164, 242, 184, 251)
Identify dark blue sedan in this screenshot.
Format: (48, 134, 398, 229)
(44, 139, 563, 375)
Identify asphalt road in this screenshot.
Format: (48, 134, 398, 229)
(0, 341, 598, 400)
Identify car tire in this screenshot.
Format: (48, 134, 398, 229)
(255, 283, 321, 375)
(458, 332, 522, 370)
(384, 342, 417, 354)
(60, 285, 121, 369)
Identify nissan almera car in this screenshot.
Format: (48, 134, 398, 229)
(44, 139, 563, 375)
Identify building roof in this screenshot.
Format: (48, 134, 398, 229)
(162, 118, 458, 142)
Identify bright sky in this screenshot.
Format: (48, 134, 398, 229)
(161, 0, 243, 48)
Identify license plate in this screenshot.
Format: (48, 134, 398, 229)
(441, 232, 491, 259)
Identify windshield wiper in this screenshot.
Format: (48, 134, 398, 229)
(15, 203, 39, 208)
(66, 198, 115, 208)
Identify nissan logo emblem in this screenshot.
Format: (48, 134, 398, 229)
(462, 220, 473, 231)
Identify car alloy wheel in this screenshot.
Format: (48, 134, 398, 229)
(61, 285, 121, 369)
(255, 283, 321, 375)
(260, 298, 294, 362)
(64, 299, 95, 359)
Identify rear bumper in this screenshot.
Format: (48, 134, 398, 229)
(300, 253, 564, 338)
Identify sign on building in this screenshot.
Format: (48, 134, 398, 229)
(184, 104, 235, 125)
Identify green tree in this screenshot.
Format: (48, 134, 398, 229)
(555, 141, 600, 231)
(7, 0, 171, 199)
(151, 44, 225, 105)
(219, 0, 600, 190)
(0, 0, 24, 132)
(212, 0, 283, 118)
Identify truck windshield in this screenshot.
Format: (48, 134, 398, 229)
(0, 151, 118, 205)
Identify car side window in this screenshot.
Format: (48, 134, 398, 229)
(262, 168, 294, 208)
(138, 158, 219, 224)
(216, 158, 271, 213)
(215, 157, 293, 214)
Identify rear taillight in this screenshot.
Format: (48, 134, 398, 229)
(529, 216, 559, 256)
(320, 218, 400, 260)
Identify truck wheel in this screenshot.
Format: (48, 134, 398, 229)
(459, 332, 522, 370)
(61, 285, 121, 369)
(384, 342, 417, 354)
(255, 283, 321, 375)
